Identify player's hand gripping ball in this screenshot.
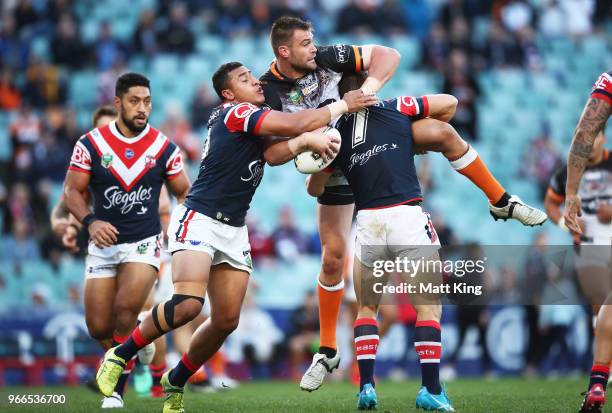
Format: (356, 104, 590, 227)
(294, 126, 341, 174)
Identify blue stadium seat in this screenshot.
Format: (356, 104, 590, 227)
(152, 54, 180, 76)
(69, 71, 98, 108)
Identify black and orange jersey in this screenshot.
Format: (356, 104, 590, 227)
(548, 149, 612, 239)
(260, 44, 363, 114)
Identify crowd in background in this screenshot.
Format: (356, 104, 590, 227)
(0, 0, 609, 379)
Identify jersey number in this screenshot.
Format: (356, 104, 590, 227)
(352, 109, 369, 149)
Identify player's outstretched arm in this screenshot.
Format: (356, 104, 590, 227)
(264, 131, 340, 166)
(360, 45, 401, 95)
(257, 89, 377, 137)
(564, 96, 611, 233)
(423, 94, 458, 122)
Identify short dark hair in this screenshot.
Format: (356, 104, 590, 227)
(115, 72, 150, 97)
(92, 105, 117, 127)
(212, 62, 243, 100)
(338, 72, 368, 97)
(270, 16, 313, 57)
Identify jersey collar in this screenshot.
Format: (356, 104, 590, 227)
(109, 120, 151, 143)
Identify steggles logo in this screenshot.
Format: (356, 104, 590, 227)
(103, 185, 153, 214)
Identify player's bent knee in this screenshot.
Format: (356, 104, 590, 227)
(164, 294, 205, 330)
(86, 320, 113, 341)
(211, 314, 240, 335)
(321, 249, 345, 277)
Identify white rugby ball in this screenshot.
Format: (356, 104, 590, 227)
(294, 126, 341, 174)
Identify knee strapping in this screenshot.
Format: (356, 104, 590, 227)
(152, 294, 204, 333)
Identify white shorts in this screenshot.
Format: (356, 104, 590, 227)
(355, 205, 441, 268)
(85, 233, 162, 279)
(167, 204, 253, 274)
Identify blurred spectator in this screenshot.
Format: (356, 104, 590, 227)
(377, 0, 409, 35)
(22, 57, 67, 108)
(10, 104, 41, 144)
(272, 206, 308, 261)
(4, 183, 36, 234)
(190, 84, 218, 130)
(288, 290, 319, 380)
(0, 14, 28, 69)
(132, 9, 159, 57)
(225, 285, 284, 379)
(439, 0, 473, 29)
(431, 214, 459, 246)
(538, 0, 565, 39)
(97, 59, 127, 105)
(6, 217, 41, 273)
(0, 66, 22, 110)
(448, 18, 473, 57)
(517, 26, 543, 71)
(50, 13, 85, 69)
(400, 0, 431, 40)
(95, 21, 125, 71)
(499, 0, 534, 34)
(522, 133, 562, 198)
(247, 215, 275, 262)
(159, 2, 195, 54)
(214, 0, 255, 37)
(538, 304, 581, 375)
(160, 101, 202, 163)
(422, 23, 449, 71)
(336, 0, 386, 35)
(249, 0, 273, 35)
(442, 49, 480, 140)
(13, 0, 40, 32)
(481, 21, 523, 68)
(560, 0, 595, 38)
(522, 232, 550, 376)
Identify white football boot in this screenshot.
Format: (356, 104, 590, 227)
(489, 195, 547, 226)
(300, 351, 341, 392)
(101, 392, 124, 408)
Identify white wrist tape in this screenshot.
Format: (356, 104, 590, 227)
(328, 99, 349, 119)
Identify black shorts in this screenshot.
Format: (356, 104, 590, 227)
(317, 184, 355, 205)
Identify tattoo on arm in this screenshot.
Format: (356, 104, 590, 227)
(569, 98, 610, 159)
(567, 97, 611, 182)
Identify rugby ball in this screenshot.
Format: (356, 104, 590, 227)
(294, 126, 341, 174)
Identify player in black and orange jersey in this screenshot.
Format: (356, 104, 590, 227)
(561, 70, 612, 413)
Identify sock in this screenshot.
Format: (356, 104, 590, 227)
(449, 146, 506, 204)
(209, 352, 226, 377)
(168, 353, 200, 388)
(115, 326, 151, 361)
(115, 359, 135, 396)
(112, 332, 129, 347)
(354, 318, 379, 391)
(318, 278, 344, 355)
(150, 362, 166, 388)
(588, 363, 609, 391)
(415, 320, 442, 395)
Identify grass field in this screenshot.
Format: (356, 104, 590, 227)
(0, 378, 589, 412)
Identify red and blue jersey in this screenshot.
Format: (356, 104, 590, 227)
(333, 96, 429, 211)
(183, 102, 270, 226)
(69, 121, 183, 244)
(591, 70, 612, 104)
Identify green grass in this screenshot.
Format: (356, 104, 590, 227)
(0, 378, 588, 412)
